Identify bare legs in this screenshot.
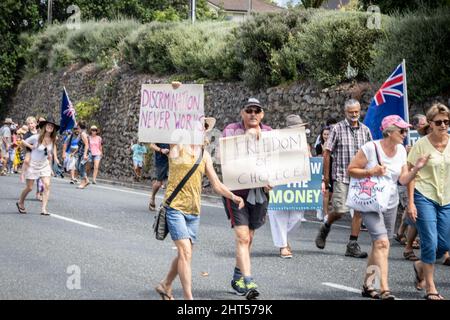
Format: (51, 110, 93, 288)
(234, 226, 254, 277)
(92, 159, 100, 183)
(159, 239, 193, 300)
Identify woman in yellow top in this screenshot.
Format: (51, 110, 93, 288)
(155, 116, 244, 301)
(407, 103, 450, 300)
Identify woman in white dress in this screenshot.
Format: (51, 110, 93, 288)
(16, 117, 60, 216)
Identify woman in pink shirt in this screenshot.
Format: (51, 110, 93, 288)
(89, 125, 102, 184)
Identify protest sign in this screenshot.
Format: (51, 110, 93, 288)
(409, 129, 450, 146)
(220, 127, 310, 190)
(138, 84, 204, 145)
(269, 157, 323, 211)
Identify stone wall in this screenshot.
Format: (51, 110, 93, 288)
(8, 63, 449, 181)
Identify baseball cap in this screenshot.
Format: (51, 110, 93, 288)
(381, 115, 412, 131)
(243, 98, 263, 110)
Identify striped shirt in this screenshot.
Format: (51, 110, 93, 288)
(325, 119, 372, 184)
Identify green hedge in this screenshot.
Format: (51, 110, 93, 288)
(230, 9, 317, 88)
(121, 21, 235, 78)
(22, 8, 450, 101)
(370, 8, 450, 101)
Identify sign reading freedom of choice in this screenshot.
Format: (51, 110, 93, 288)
(220, 127, 311, 190)
(269, 158, 323, 211)
(139, 84, 204, 145)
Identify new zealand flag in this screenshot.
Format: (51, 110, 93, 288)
(364, 61, 409, 140)
(60, 87, 76, 134)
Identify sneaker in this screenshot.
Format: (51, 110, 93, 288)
(345, 241, 368, 258)
(231, 277, 247, 296)
(315, 223, 330, 249)
(245, 280, 259, 300)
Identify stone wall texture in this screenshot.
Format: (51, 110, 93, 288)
(7, 63, 450, 182)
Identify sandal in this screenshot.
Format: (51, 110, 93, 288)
(394, 234, 407, 245)
(443, 257, 450, 266)
(424, 292, 444, 300)
(380, 290, 396, 300)
(40, 212, 50, 216)
(280, 247, 293, 259)
(403, 251, 419, 261)
(413, 262, 424, 291)
(412, 239, 420, 249)
(155, 283, 174, 300)
(149, 201, 156, 211)
(361, 285, 380, 299)
(16, 202, 27, 214)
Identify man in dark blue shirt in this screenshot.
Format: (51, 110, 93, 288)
(148, 143, 169, 211)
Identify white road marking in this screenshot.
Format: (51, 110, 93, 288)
(51, 214, 103, 229)
(322, 282, 403, 299)
(93, 184, 150, 197)
(93, 184, 226, 208)
(66, 181, 353, 229)
(322, 282, 361, 294)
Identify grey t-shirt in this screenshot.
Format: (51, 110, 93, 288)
(0, 125, 11, 144)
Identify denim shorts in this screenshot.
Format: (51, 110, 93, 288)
(91, 155, 102, 161)
(133, 159, 143, 168)
(166, 207, 200, 243)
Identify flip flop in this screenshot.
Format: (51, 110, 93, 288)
(155, 283, 174, 300)
(16, 202, 27, 214)
(40, 212, 50, 216)
(424, 292, 444, 300)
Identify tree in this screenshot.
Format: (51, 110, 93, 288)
(358, 0, 450, 14)
(0, 0, 43, 117)
(299, 0, 328, 8)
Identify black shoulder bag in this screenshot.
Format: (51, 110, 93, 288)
(153, 149, 204, 241)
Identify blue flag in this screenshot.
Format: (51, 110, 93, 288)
(364, 61, 409, 140)
(59, 87, 76, 134)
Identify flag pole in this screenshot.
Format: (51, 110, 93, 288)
(402, 59, 410, 145)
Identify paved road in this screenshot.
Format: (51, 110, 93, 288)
(1, 175, 449, 300)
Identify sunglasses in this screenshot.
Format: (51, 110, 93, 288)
(204, 123, 209, 130)
(44, 147, 47, 156)
(430, 119, 450, 126)
(398, 128, 407, 135)
(244, 107, 262, 115)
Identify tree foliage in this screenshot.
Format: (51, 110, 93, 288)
(0, 0, 43, 117)
(358, 0, 450, 14)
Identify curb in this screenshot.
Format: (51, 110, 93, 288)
(94, 178, 223, 204)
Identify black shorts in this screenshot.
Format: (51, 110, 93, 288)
(222, 196, 268, 230)
(154, 162, 168, 181)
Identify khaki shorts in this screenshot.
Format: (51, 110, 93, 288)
(25, 159, 52, 180)
(331, 180, 350, 214)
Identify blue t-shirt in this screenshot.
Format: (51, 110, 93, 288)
(154, 143, 169, 166)
(132, 144, 147, 162)
(64, 133, 80, 153)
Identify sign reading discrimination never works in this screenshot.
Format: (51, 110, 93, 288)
(269, 157, 323, 211)
(138, 84, 204, 145)
(220, 127, 311, 190)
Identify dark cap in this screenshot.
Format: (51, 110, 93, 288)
(243, 98, 263, 110)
